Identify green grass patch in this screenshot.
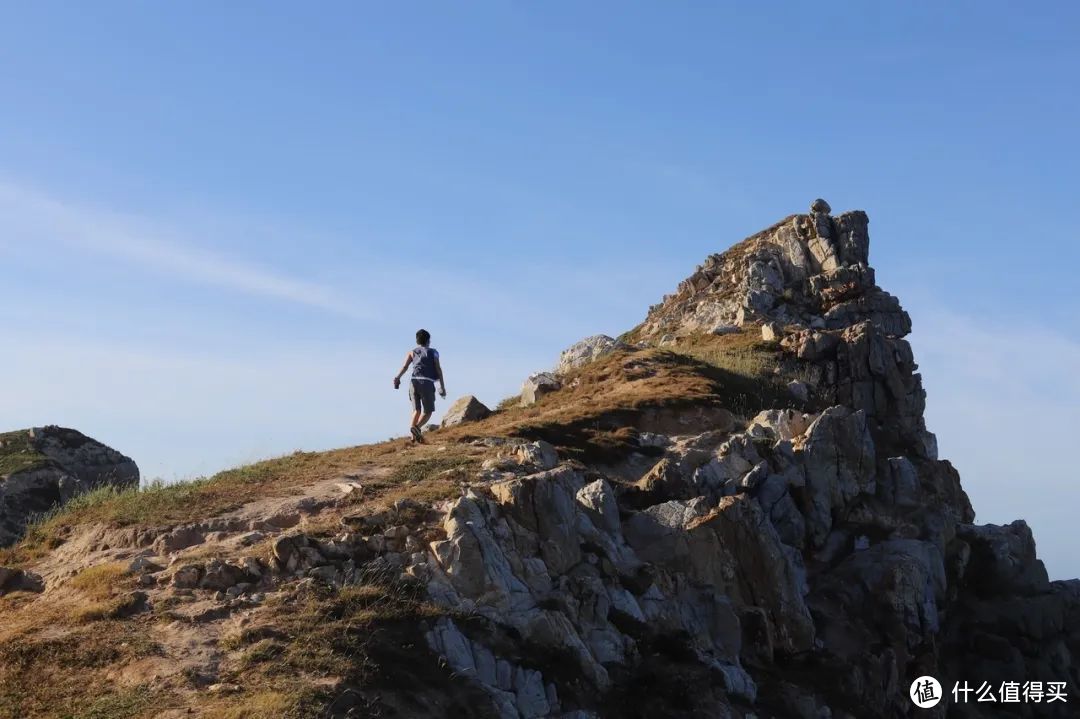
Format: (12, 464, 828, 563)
(0, 430, 51, 477)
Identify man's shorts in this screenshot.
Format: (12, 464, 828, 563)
(409, 379, 436, 414)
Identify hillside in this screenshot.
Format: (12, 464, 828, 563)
(1, 200, 1076, 719)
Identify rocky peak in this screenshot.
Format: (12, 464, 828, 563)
(635, 199, 909, 341)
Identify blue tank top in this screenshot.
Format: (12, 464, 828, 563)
(411, 346, 439, 382)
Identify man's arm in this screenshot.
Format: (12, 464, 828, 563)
(435, 356, 446, 397)
(393, 352, 413, 388)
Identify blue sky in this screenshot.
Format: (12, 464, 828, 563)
(1, 2, 1077, 577)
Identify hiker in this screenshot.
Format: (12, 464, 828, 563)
(393, 329, 446, 443)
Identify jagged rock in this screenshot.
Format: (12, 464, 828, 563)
(799, 407, 875, 548)
(780, 329, 840, 361)
(556, 335, 623, 375)
(748, 409, 815, 442)
(956, 521, 1050, 596)
(0, 426, 139, 547)
(442, 395, 492, 427)
(520, 372, 561, 406)
(200, 559, 253, 591)
(513, 441, 559, 471)
(883, 457, 920, 508)
(755, 474, 806, 549)
(575, 479, 620, 534)
(761, 322, 782, 342)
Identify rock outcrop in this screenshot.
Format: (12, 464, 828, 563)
(409, 201, 1076, 718)
(556, 335, 624, 376)
(0, 426, 138, 546)
(2, 201, 1074, 718)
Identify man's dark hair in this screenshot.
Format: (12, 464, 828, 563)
(416, 329, 431, 346)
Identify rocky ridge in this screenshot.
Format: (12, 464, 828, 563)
(0, 201, 1075, 719)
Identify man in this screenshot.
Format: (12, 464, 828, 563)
(393, 329, 446, 443)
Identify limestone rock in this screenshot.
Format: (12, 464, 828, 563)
(556, 335, 623, 375)
(799, 407, 875, 548)
(513, 441, 559, 471)
(441, 395, 492, 427)
(520, 372, 561, 407)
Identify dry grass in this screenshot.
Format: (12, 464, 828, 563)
(66, 561, 144, 622)
(70, 561, 131, 599)
(440, 337, 795, 461)
(0, 444, 483, 569)
(0, 619, 167, 719)
(205, 690, 311, 719)
(209, 580, 450, 718)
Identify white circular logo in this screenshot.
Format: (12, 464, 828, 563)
(910, 676, 943, 708)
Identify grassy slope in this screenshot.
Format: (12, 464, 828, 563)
(0, 328, 806, 719)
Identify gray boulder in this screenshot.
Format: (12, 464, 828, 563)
(520, 372, 561, 407)
(442, 395, 492, 427)
(556, 334, 622, 375)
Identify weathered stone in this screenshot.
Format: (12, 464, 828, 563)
(128, 556, 164, 574)
(153, 526, 205, 554)
(556, 335, 623, 375)
(575, 479, 620, 534)
(799, 407, 875, 548)
(200, 559, 252, 591)
(761, 321, 783, 342)
(957, 521, 1050, 597)
(441, 396, 492, 427)
(747, 409, 815, 442)
(513, 441, 558, 471)
(520, 372, 561, 407)
(172, 564, 202, 589)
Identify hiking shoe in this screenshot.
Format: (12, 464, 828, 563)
(410, 426, 424, 443)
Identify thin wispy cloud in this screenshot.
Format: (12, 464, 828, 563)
(0, 179, 370, 320)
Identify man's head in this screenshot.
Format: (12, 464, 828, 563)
(416, 329, 431, 347)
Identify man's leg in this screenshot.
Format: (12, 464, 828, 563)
(415, 384, 435, 435)
(408, 382, 424, 441)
